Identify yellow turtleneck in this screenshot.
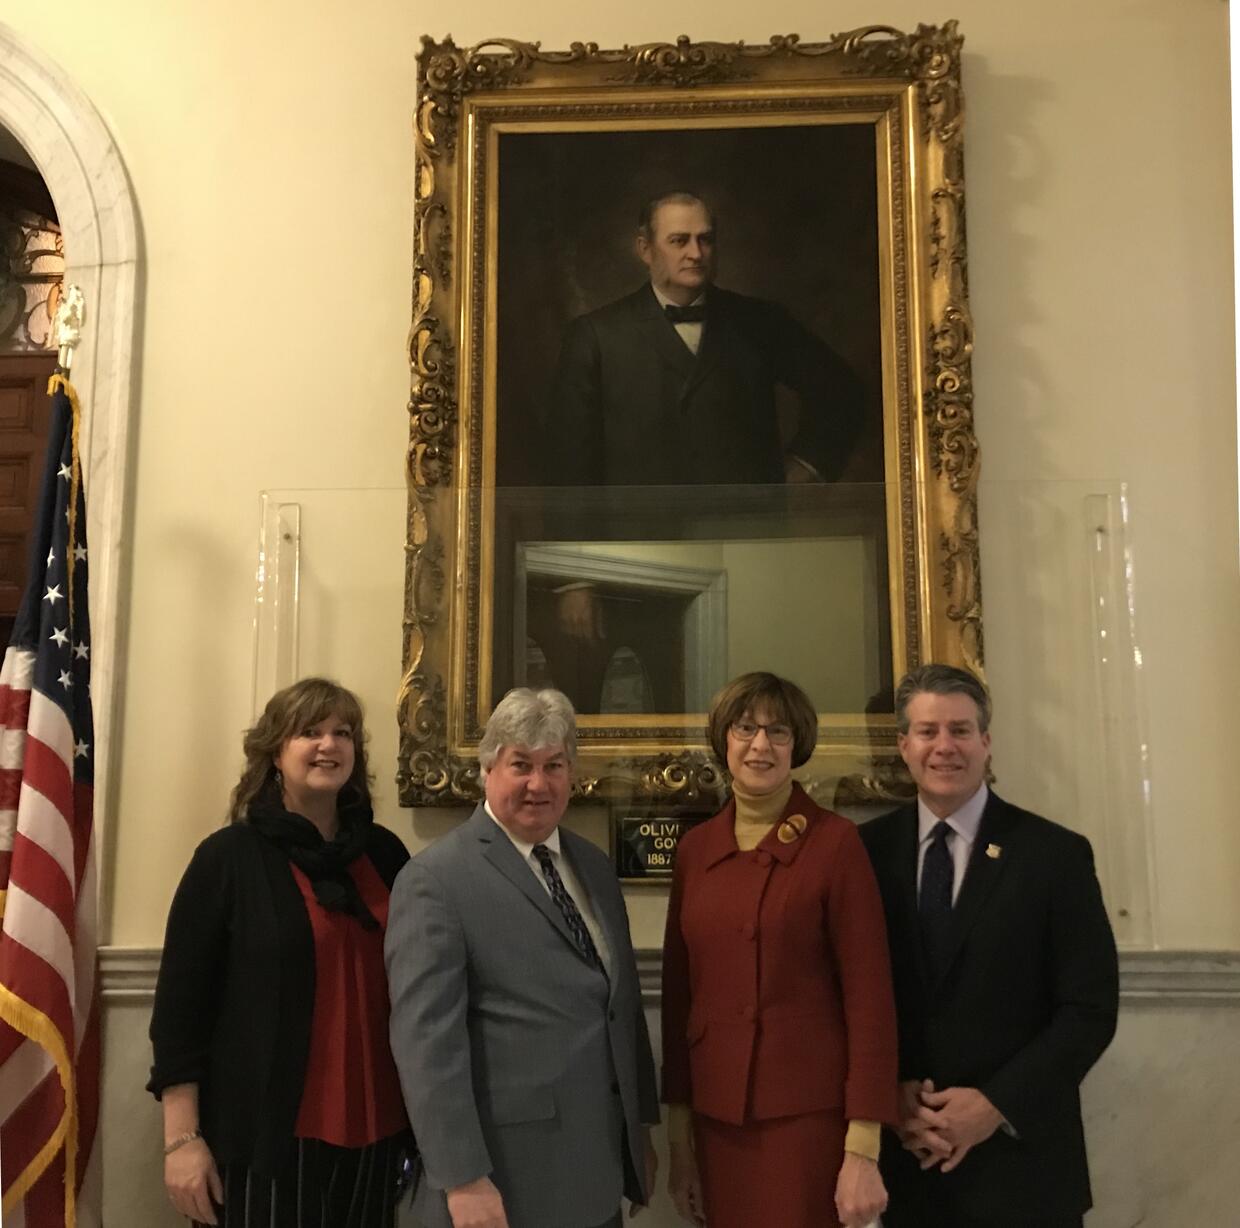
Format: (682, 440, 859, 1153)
(666, 778, 881, 1162)
(731, 777, 793, 849)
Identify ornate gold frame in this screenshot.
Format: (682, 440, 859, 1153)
(398, 24, 980, 808)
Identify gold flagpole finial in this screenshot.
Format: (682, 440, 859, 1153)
(52, 284, 85, 373)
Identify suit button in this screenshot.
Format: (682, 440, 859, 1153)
(756, 851, 772, 868)
(609, 1010, 616, 1021)
(742, 922, 757, 941)
(611, 1081, 620, 1094)
(743, 1006, 756, 1022)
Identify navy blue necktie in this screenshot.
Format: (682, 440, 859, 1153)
(532, 844, 606, 977)
(919, 820, 954, 977)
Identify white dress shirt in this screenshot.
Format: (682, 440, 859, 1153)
(485, 803, 613, 977)
(915, 783, 989, 904)
(652, 283, 706, 355)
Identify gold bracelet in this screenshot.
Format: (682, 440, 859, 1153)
(163, 1130, 202, 1156)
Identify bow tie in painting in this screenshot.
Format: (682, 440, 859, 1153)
(664, 303, 707, 324)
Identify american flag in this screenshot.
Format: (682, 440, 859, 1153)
(0, 374, 100, 1227)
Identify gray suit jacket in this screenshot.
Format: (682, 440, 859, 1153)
(386, 806, 658, 1228)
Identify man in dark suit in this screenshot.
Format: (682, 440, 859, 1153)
(545, 190, 864, 487)
(859, 664, 1118, 1228)
(385, 687, 658, 1228)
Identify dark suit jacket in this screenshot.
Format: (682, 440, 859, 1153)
(662, 784, 898, 1127)
(859, 791, 1119, 1225)
(385, 807, 658, 1228)
(547, 284, 863, 486)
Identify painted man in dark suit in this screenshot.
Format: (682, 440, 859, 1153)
(540, 190, 867, 677)
(545, 190, 864, 488)
(859, 665, 1119, 1228)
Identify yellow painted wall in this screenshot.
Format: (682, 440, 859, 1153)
(1, 0, 1237, 951)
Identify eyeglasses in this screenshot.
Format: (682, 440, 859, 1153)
(730, 719, 794, 747)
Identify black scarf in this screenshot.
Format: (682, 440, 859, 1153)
(247, 786, 380, 930)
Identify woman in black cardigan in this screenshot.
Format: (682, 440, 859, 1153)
(148, 678, 410, 1226)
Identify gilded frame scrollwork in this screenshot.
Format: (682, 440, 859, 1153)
(398, 23, 980, 808)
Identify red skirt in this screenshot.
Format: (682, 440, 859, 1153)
(694, 1109, 847, 1228)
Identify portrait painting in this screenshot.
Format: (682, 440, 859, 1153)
(400, 26, 982, 808)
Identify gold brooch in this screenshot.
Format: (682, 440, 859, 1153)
(777, 814, 808, 844)
(985, 843, 1001, 859)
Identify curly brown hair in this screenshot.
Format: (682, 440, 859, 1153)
(228, 677, 373, 823)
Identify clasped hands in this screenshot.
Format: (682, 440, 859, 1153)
(897, 1078, 1004, 1174)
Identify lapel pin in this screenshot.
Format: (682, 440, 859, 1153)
(777, 813, 808, 844)
(986, 843, 1001, 859)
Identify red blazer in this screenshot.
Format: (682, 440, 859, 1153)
(661, 784, 898, 1127)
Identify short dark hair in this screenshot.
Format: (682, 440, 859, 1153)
(637, 190, 714, 240)
(894, 664, 991, 734)
(706, 671, 818, 768)
(229, 677, 372, 822)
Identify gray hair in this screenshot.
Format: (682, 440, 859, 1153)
(895, 664, 992, 734)
(478, 687, 577, 778)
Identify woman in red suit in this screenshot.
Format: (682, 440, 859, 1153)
(662, 671, 898, 1228)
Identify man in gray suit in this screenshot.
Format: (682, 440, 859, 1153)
(386, 687, 659, 1228)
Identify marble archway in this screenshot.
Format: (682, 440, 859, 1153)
(0, 21, 140, 928)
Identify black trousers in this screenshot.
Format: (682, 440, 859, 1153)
(197, 1134, 409, 1228)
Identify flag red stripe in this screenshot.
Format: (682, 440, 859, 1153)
(0, 939, 74, 1052)
(0, 678, 32, 730)
(18, 734, 74, 828)
(30, 1153, 69, 1224)
(0, 766, 23, 810)
(0, 1017, 25, 1064)
(9, 831, 75, 942)
(28, 1156, 69, 1225)
(0, 1062, 65, 1186)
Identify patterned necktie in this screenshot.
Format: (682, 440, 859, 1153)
(919, 820, 954, 978)
(532, 844, 607, 977)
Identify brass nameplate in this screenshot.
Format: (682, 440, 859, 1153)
(614, 816, 707, 881)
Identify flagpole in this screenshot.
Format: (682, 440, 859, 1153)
(53, 284, 85, 375)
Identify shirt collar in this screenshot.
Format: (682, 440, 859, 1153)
(484, 800, 562, 859)
(651, 283, 706, 311)
(917, 782, 988, 845)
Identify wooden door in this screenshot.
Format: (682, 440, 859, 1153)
(0, 351, 57, 647)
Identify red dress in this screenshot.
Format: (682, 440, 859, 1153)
(661, 784, 898, 1228)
